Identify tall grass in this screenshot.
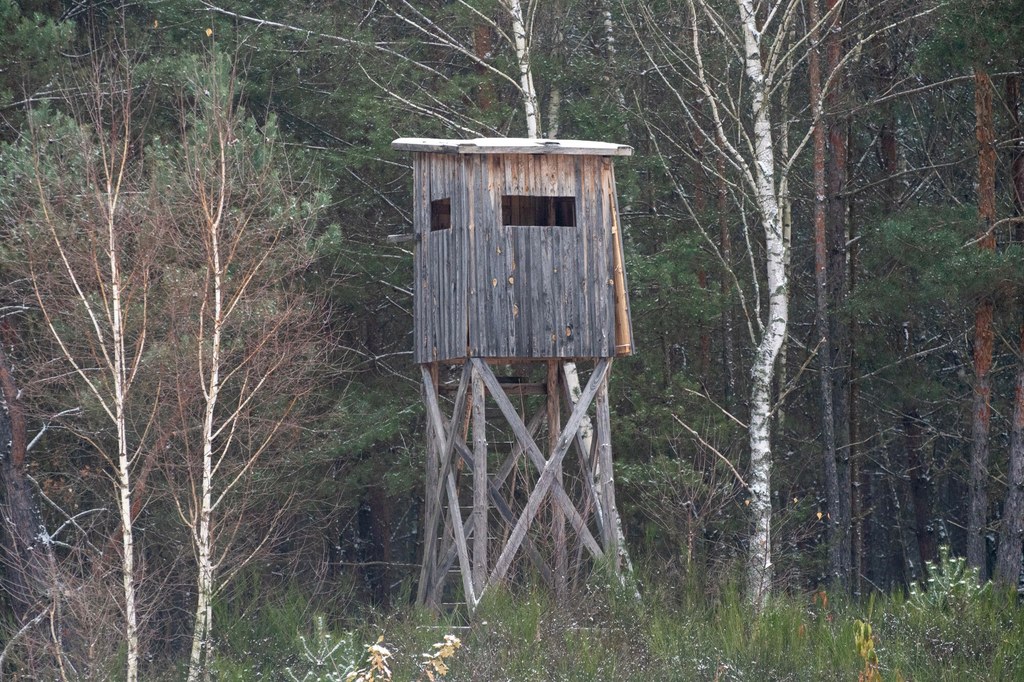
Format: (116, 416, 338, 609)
(204, 556, 1024, 681)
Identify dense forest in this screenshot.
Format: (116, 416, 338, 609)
(2, 0, 1024, 679)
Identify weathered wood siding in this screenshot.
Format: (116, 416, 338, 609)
(414, 151, 629, 362)
(414, 153, 468, 362)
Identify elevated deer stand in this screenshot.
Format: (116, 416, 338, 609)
(392, 138, 634, 611)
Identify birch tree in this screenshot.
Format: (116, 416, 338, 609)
(15, 61, 155, 682)
(630, 0, 804, 610)
(161, 55, 324, 681)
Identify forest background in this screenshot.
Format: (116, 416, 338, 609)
(2, 0, 1024, 679)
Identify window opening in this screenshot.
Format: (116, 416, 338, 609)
(431, 198, 452, 231)
(501, 195, 576, 227)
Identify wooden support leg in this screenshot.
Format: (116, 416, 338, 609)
(480, 358, 609, 590)
(435, 447, 555, 592)
(419, 357, 627, 608)
(471, 366, 487, 595)
(475, 362, 603, 561)
(417, 363, 441, 605)
(548, 360, 567, 595)
(420, 364, 475, 608)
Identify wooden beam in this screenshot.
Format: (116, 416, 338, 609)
(420, 364, 472, 539)
(417, 375, 440, 604)
(471, 366, 487, 594)
(435, 445, 555, 594)
(441, 381, 546, 396)
(444, 464, 477, 608)
(474, 362, 603, 559)
(478, 358, 609, 589)
(548, 360, 567, 594)
(419, 361, 449, 604)
(417, 364, 473, 602)
(608, 166, 632, 356)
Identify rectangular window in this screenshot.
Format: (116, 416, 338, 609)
(431, 198, 451, 231)
(501, 195, 576, 227)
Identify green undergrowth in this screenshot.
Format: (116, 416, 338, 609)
(201, 559, 1024, 681)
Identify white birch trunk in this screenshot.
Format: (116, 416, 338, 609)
(505, 0, 540, 138)
(187, 115, 228, 682)
(108, 197, 140, 682)
(738, 0, 788, 613)
(40, 102, 143, 682)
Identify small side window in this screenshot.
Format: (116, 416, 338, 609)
(501, 195, 576, 227)
(431, 198, 451, 231)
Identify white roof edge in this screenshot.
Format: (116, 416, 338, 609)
(392, 137, 633, 157)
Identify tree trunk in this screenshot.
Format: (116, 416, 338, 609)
(601, 0, 628, 118)
(473, 25, 494, 111)
(739, 0, 788, 612)
(505, 0, 539, 138)
(718, 154, 737, 409)
(0, 349, 59, 629)
(904, 411, 936, 567)
(848, 144, 862, 594)
(694, 146, 713, 383)
(995, 74, 1024, 587)
(809, 0, 842, 586)
(825, 0, 851, 587)
(995, 321, 1024, 586)
(967, 67, 997, 578)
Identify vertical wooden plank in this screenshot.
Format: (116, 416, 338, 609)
(573, 156, 592, 356)
(548, 360, 567, 593)
(471, 367, 487, 593)
(550, 226, 563, 357)
(487, 155, 499, 357)
(413, 154, 424, 363)
(504, 223, 517, 357)
(549, 227, 560, 358)
(579, 156, 596, 355)
(467, 155, 480, 356)
(591, 157, 613, 356)
(542, 155, 558, 196)
(540, 228, 555, 356)
(415, 154, 434, 363)
(560, 227, 579, 357)
(458, 155, 467, 357)
(439, 152, 448, 359)
(469, 155, 496, 357)
(595, 364, 621, 570)
(605, 159, 633, 356)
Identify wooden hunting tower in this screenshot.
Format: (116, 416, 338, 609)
(392, 137, 634, 610)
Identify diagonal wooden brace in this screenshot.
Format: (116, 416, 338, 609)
(421, 366, 476, 607)
(434, 445, 555, 595)
(479, 358, 610, 590)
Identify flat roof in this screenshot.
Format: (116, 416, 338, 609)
(392, 137, 633, 157)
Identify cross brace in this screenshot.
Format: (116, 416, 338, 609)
(416, 358, 622, 611)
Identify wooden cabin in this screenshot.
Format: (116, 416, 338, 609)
(392, 138, 634, 363)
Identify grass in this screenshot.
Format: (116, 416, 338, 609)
(199, 559, 1024, 682)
